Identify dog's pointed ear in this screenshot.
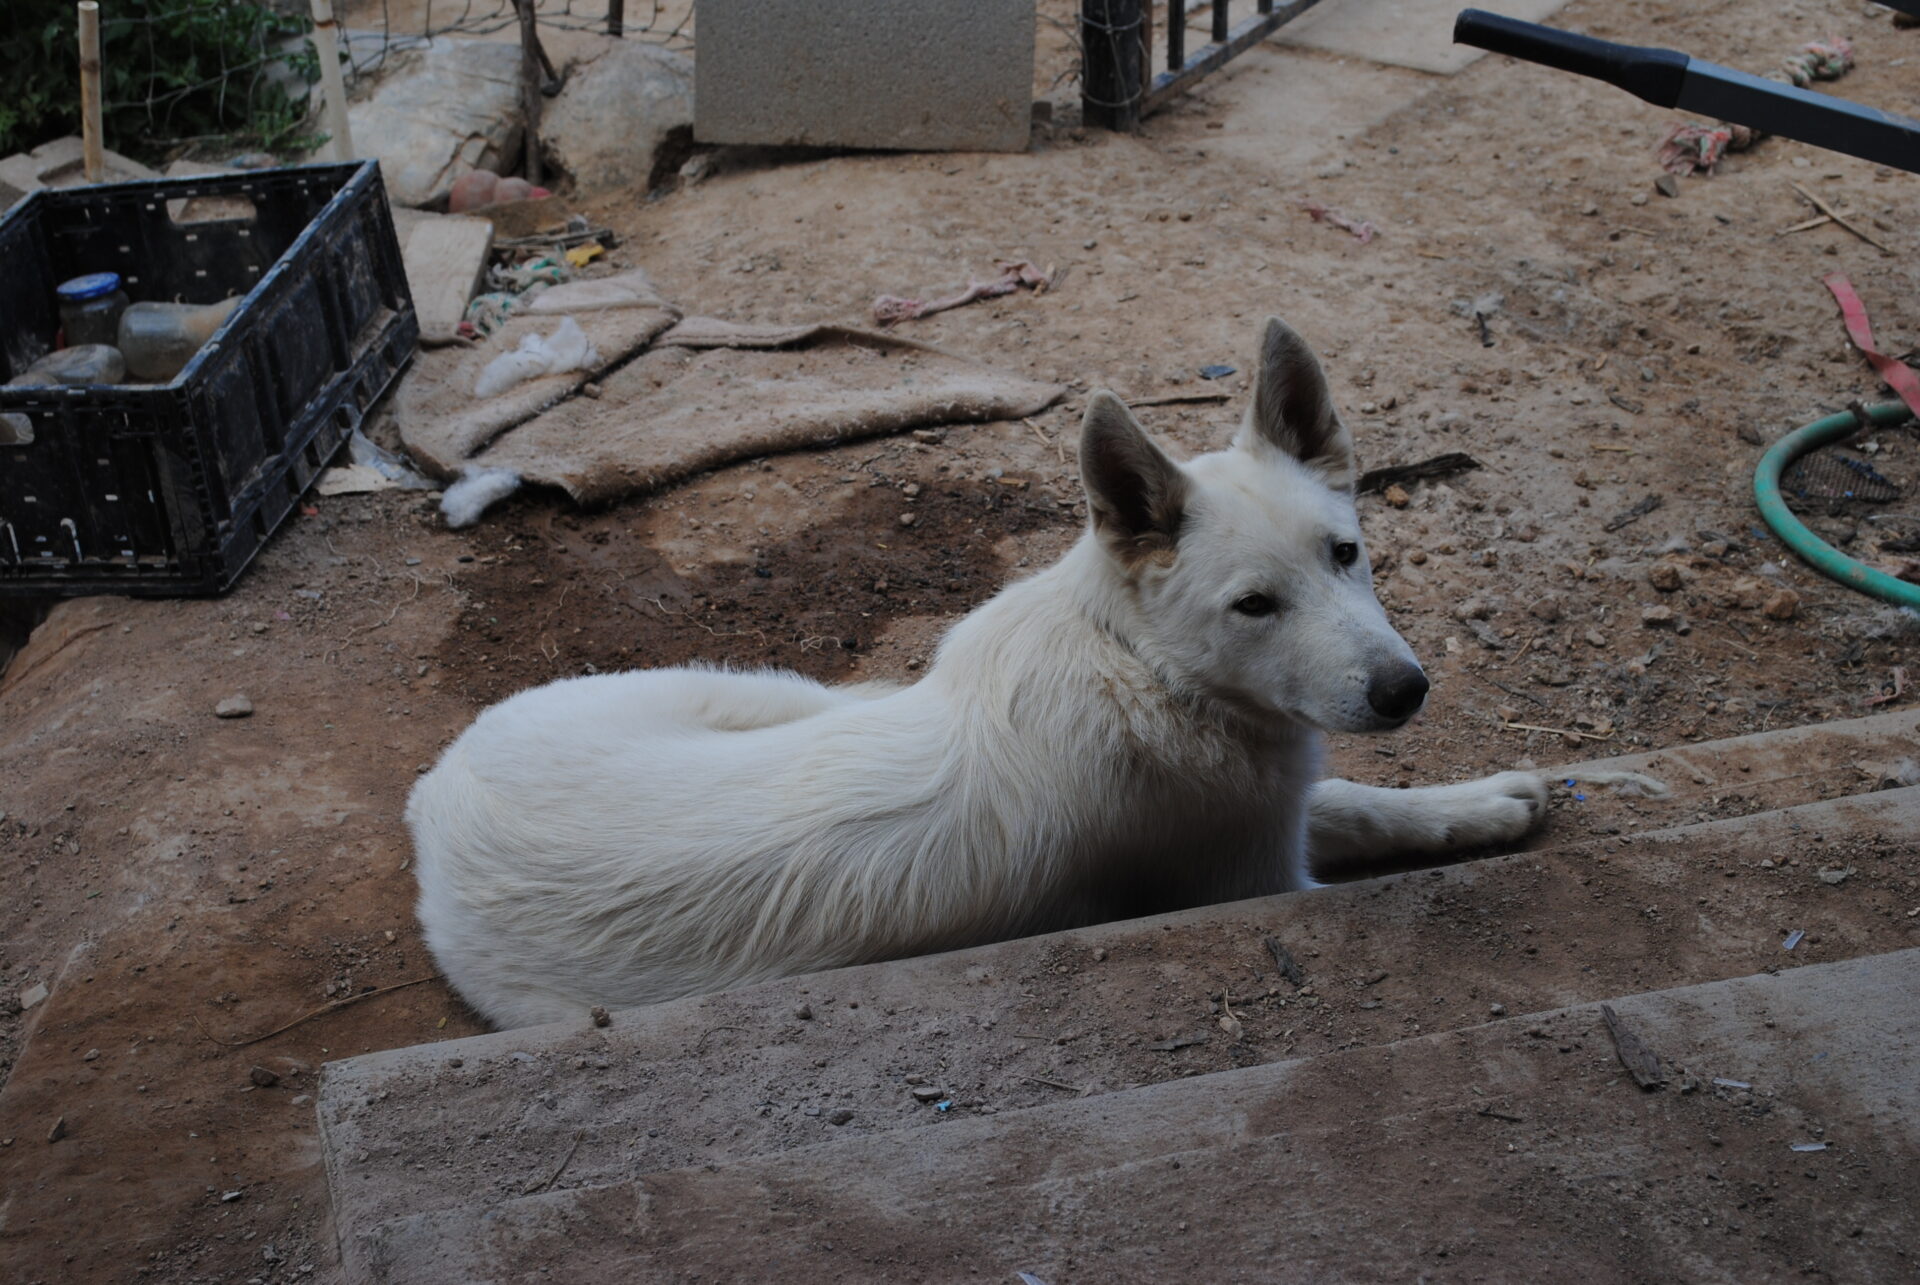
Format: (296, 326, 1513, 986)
(1080, 391, 1188, 566)
(1237, 316, 1356, 489)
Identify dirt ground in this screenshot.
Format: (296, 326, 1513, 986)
(3, 0, 1919, 1280)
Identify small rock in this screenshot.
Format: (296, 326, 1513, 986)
(1489, 1003, 1507, 1016)
(828, 1108, 855, 1126)
(1763, 588, 1800, 620)
(1818, 867, 1853, 886)
(898, 512, 918, 528)
(1654, 174, 1680, 198)
(1630, 192, 1649, 206)
(1527, 596, 1563, 623)
(581, 382, 605, 400)
(910, 428, 945, 444)
(1580, 201, 1600, 216)
(47, 1116, 67, 1143)
(221, 1190, 245, 1203)
(19, 983, 47, 1010)
(1092, 947, 1109, 962)
(1406, 549, 1428, 565)
(903, 1073, 927, 1086)
(215, 694, 254, 719)
(793, 1003, 813, 1021)
(590, 1006, 610, 1027)
(1584, 627, 1607, 649)
(1641, 605, 1678, 630)
(290, 1094, 312, 1107)
(1647, 562, 1684, 592)
(1364, 969, 1389, 985)
(249, 1065, 279, 1087)
(1384, 483, 1411, 508)
(910, 1085, 944, 1102)
(83, 1048, 100, 1062)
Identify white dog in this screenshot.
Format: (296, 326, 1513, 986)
(408, 318, 1550, 1029)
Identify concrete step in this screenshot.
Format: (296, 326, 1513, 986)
(1504, 706, 1918, 858)
(341, 948, 1920, 1282)
(320, 775, 1920, 1275)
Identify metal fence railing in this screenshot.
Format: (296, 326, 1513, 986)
(1080, 0, 1326, 130)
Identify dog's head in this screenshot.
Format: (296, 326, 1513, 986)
(1078, 316, 1426, 733)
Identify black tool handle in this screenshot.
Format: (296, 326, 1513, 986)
(1454, 9, 1689, 108)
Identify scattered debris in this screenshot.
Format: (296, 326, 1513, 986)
(1356, 452, 1480, 495)
(1503, 720, 1614, 742)
(248, 1065, 279, 1088)
(214, 695, 254, 720)
(1476, 1105, 1524, 1123)
(1600, 1004, 1665, 1089)
(523, 1131, 584, 1194)
(1710, 1077, 1752, 1090)
(1127, 391, 1232, 408)
(1823, 274, 1920, 419)
(1818, 867, 1854, 886)
(1147, 1034, 1209, 1052)
(590, 1006, 610, 1027)
(191, 974, 440, 1048)
(1263, 937, 1307, 987)
(873, 260, 1055, 326)
(1300, 200, 1378, 243)
(46, 1115, 67, 1144)
(1864, 668, 1911, 708)
(1604, 493, 1665, 532)
(1197, 363, 1238, 380)
(1795, 183, 1893, 256)
(19, 982, 47, 1010)
(1790, 1140, 1830, 1153)
(1451, 292, 1502, 347)
(1383, 484, 1411, 508)
(1762, 588, 1800, 620)
(1783, 929, 1806, 951)
(827, 1108, 854, 1125)
(1023, 1075, 1087, 1094)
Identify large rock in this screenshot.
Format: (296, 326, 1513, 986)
(538, 40, 692, 197)
(1, 136, 159, 212)
(345, 39, 525, 208)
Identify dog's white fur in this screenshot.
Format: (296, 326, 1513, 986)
(408, 318, 1549, 1029)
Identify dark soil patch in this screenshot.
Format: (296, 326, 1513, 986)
(434, 477, 1076, 705)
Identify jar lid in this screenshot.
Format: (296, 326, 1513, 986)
(57, 272, 123, 301)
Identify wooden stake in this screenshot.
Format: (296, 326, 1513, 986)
(77, 1, 103, 182)
(309, 0, 356, 161)
(515, 0, 543, 186)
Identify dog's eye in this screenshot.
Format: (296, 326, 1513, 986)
(1332, 541, 1360, 567)
(1232, 593, 1277, 617)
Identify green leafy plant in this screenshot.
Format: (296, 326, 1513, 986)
(0, 1, 321, 161)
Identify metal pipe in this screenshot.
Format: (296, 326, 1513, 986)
(1168, 0, 1186, 71)
(1213, 0, 1230, 46)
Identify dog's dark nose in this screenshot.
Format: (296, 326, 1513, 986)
(1367, 665, 1429, 722)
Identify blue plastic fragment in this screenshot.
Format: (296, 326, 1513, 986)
(1575, 794, 1587, 802)
(1565, 778, 1577, 787)
(1783, 929, 1805, 951)
(1198, 364, 1237, 380)
(934, 1099, 953, 1112)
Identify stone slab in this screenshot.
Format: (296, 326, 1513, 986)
(1275, 0, 1571, 76)
(398, 212, 495, 344)
(345, 948, 1920, 1282)
(694, 0, 1033, 152)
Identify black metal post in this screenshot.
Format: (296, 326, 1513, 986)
(1081, 0, 1146, 131)
(608, 0, 624, 37)
(1213, 0, 1230, 45)
(1168, 1, 1186, 71)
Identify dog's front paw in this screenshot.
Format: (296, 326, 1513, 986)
(1442, 771, 1550, 848)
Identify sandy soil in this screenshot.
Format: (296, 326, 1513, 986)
(3, 0, 1918, 1280)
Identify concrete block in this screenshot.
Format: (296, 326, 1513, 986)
(1, 136, 160, 212)
(695, 0, 1033, 153)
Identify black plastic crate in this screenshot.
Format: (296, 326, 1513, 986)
(0, 160, 416, 596)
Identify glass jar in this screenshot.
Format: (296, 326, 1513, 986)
(56, 272, 131, 348)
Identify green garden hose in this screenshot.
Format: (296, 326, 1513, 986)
(1753, 400, 1920, 610)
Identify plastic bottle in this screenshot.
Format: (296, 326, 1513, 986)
(56, 272, 130, 347)
(26, 343, 127, 385)
(116, 297, 242, 382)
